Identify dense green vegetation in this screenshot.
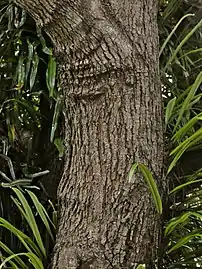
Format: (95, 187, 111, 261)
(159, 1, 202, 268)
(0, 1, 61, 268)
(0, 0, 202, 268)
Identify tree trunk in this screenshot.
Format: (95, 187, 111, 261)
(15, 0, 164, 268)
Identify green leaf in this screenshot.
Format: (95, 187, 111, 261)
(129, 163, 162, 214)
(48, 200, 58, 228)
(167, 232, 202, 254)
(136, 265, 146, 269)
(159, 13, 195, 57)
(161, 0, 179, 21)
(177, 48, 202, 60)
(170, 179, 202, 194)
(0, 217, 38, 255)
(50, 97, 63, 143)
(0, 256, 19, 269)
(17, 57, 25, 89)
(168, 128, 202, 174)
(173, 71, 202, 133)
(165, 97, 176, 125)
(18, 9, 27, 28)
(25, 39, 34, 83)
(0, 170, 12, 182)
(172, 113, 202, 142)
(0, 253, 44, 269)
(30, 52, 39, 90)
(7, 118, 15, 144)
(0, 154, 15, 180)
(54, 138, 64, 158)
(12, 188, 47, 258)
(170, 128, 202, 157)
(46, 54, 57, 98)
(138, 164, 162, 214)
(166, 212, 192, 236)
(0, 241, 27, 269)
(128, 163, 139, 183)
(164, 19, 202, 71)
(165, 212, 202, 236)
(25, 253, 44, 269)
(36, 27, 52, 55)
(9, 98, 38, 122)
(1, 179, 32, 188)
(27, 190, 55, 240)
(28, 170, 49, 179)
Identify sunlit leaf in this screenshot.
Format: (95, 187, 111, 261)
(167, 232, 202, 254)
(170, 179, 202, 194)
(0, 217, 39, 255)
(159, 13, 195, 57)
(50, 97, 63, 143)
(25, 39, 34, 83)
(136, 264, 146, 269)
(165, 212, 202, 236)
(168, 129, 202, 174)
(0, 154, 15, 180)
(0, 241, 27, 269)
(54, 137, 64, 158)
(1, 179, 32, 188)
(129, 163, 162, 214)
(172, 113, 202, 142)
(30, 52, 39, 90)
(0, 252, 44, 269)
(165, 97, 176, 125)
(46, 54, 57, 98)
(27, 190, 55, 240)
(164, 19, 202, 71)
(173, 71, 202, 133)
(16, 57, 25, 89)
(12, 188, 47, 258)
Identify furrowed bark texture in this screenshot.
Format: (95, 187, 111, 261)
(15, 0, 164, 268)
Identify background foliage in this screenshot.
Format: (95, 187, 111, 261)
(159, 0, 202, 268)
(0, 0, 201, 268)
(0, 1, 62, 268)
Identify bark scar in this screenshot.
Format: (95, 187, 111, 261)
(77, 258, 96, 269)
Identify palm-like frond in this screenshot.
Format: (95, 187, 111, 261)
(159, 0, 202, 268)
(0, 1, 62, 263)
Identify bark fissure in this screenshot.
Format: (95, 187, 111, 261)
(15, 0, 164, 268)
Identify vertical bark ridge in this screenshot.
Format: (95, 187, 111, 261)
(52, 69, 162, 268)
(51, 0, 163, 268)
(14, 0, 164, 268)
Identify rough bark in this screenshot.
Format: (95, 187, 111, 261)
(15, 0, 164, 268)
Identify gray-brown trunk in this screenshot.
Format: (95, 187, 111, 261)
(15, 0, 165, 268)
